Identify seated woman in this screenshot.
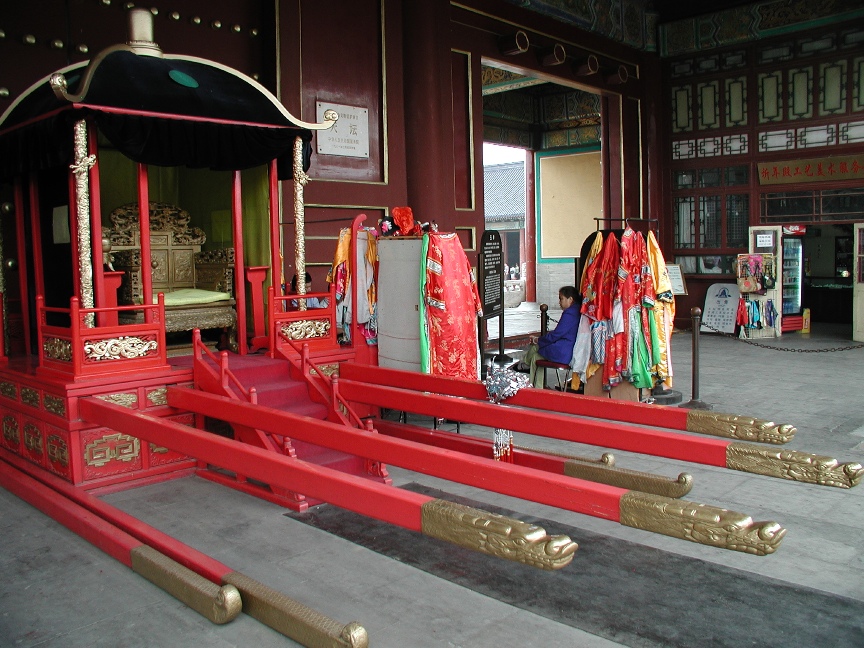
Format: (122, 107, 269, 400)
(289, 272, 330, 309)
(521, 285, 581, 389)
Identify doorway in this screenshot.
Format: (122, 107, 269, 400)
(481, 64, 605, 305)
(802, 224, 854, 325)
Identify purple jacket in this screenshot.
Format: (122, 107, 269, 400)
(538, 303, 581, 365)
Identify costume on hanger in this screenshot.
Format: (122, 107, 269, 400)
(571, 231, 605, 388)
(583, 232, 624, 390)
(647, 230, 675, 387)
(328, 227, 378, 344)
(420, 232, 483, 380)
(618, 228, 654, 389)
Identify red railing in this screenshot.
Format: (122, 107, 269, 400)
(267, 283, 339, 359)
(281, 337, 365, 429)
(36, 295, 169, 378)
(190, 329, 256, 404)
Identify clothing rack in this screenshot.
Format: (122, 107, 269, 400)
(738, 293, 779, 339)
(593, 217, 658, 232)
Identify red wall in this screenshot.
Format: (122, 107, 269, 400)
(2, 0, 663, 285)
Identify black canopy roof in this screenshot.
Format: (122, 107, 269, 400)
(0, 39, 330, 182)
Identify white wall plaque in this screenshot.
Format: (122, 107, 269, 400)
(756, 233, 774, 248)
(315, 102, 369, 158)
(665, 264, 687, 295)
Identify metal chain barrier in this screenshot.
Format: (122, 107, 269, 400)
(691, 321, 864, 353)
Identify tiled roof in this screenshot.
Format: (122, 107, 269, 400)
(484, 161, 526, 222)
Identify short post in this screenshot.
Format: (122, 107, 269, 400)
(539, 303, 549, 336)
(682, 307, 711, 410)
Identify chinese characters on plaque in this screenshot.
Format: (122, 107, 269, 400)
(315, 102, 370, 159)
(757, 154, 863, 185)
(701, 283, 740, 334)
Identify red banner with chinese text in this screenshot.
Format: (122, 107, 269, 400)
(757, 155, 864, 185)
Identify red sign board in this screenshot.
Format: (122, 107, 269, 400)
(782, 225, 806, 235)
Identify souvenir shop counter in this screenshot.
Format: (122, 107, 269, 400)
(802, 279, 852, 324)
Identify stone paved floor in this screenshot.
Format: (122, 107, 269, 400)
(2, 318, 863, 647)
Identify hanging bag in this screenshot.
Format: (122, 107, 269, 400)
(737, 255, 762, 293)
(761, 257, 776, 289)
(737, 267, 761, 293)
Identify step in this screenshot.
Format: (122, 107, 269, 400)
(228, 359, 294, 383)
(251, 380, 311, 408)
(290, 438, 365, 471)
(278, 400, 329, 420)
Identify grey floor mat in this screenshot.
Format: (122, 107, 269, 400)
(285, 482, 864, 648)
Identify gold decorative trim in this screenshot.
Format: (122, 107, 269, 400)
(84, 433, 140, 467)
(23, 423, 43, 454)
(43, 337, 73, 362)
(96, 392, 139, 408)
(106, 202, 206, 247)
(280, 319, 330, 340)
(687, 410, 796, 444)
(3, 415, 20, 445)
(131, 545, 242, 625)
(47, 434, 69, 467)
(20, 387, 39, 408)
(49, 34, 336, 131)
(149, 443, 170, 454)
(619, 491, 786, 556)
(71, 119, 96, 327)
(310, 363, 339, 378)
(147, 387, 168, 407)
(0, 382, 16, 399)
(421, 498, 577, 570)
(43, 394, 66, 417)
(223, 571, 368, 647)
(726, 442, 864, 489)
(84, 335, 158, 361)
(195, 247, 236, 264)
(454, 226, 477, 251)
(293, 135, 308, 306)
(564, 459, 693, 498)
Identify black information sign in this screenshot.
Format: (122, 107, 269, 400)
(480, 230, 503, 318)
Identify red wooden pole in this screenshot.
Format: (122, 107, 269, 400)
(80, 398, 427, 530)
(339, 362, 689, 431)
(167, 387, 624, 521)
(0, 449, 364, 643)
(245, 266, 268, 342)
(231, 170, 247, 354)
(26, 174, 45, 301)
(67, 170, 80, 306)
(0, 454, 243, 625)
(0, 455, 141, 566)
(70, 297, 81, 375)
(339, 363, 795, 445)
(268, 158, 281, 301)
(373, 418, 581, 474)
(88, 125, 108, 323)
(35, 295, 45, 367)
(1, 450, 228, 581)
(336, 379, 730, 466)
(137, 164, 153, 321)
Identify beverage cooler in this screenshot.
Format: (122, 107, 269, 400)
(782, 237, 803, 318)
(749, 225, 806, 336)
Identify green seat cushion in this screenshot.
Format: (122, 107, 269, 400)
(152, 288, 232, 306)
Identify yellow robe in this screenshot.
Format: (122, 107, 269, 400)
(646, 231, 675, 387)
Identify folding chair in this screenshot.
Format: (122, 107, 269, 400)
(534, 358, 572, 390)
